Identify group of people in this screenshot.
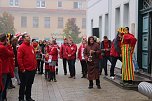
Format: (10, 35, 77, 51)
(0, 26, 137, 101)
(83, 27, 137, 89)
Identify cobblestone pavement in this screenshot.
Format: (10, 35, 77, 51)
(7, 60, 150, 101)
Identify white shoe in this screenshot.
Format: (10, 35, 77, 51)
(110, 76, 115, 80)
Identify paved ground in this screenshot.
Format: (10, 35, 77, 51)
(7, 59, 150, 101)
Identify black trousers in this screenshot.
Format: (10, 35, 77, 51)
(37, 59, 41, 72)
(102, 56, 111, 76)
(1, 74, 8, 100)
(63, 58, 67, 74)
(110, 56, 122, 76)
(68, 59, 76, 77)
(89, 79, 100, 87)
(40, 60, 44, 74)
(19, 70, 36, 100)
(80, 60, 87, 76)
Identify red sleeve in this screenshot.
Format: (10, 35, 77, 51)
(60, 45, 63, 58)
(71, 44, 77, 56)
(3, 46, 14, 57)
(49, 47, 57, 55)
(78, 45, 81, 59)
(17, 46, 25, 72)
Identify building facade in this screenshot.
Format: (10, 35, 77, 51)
(0, 0, 86, 41)
(87, 0, 148, 73)
(138, 0, 152, 74)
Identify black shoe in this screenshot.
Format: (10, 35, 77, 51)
(68, 76, 73, 78)
(64, 73, 67, 75)
(26, 98, 35, 101)
(97, 85, 101, 89)
(11, 84, 15, 88)
(88, 86, 93, 89)
(54, 79, 57, 82)
(2, 98, 7, 101)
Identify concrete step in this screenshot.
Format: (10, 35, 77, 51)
(104, 68, 152, 91)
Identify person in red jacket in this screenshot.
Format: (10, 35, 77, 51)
(66, 38, 77, 79)
(60, 37, 68, 75)
(6, 34, 16, 90)
(101, 36, 111, 76)
(78, 39, 87, 78)
(44, 53, 50, 80)
(110, 32, 123, 80)
(48, 40, 58, 82)
(17, 33, 37, 101)
(0, 33, 14, 101)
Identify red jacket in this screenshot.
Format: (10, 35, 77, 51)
(0, 59, 3, 90)
(66, 44, 77, 60)
(78, 44, 86, 60)
(110, 40, 121, 57)
(60, 43, 68, 59)
(17, 42, 37, 72)
(44, 55, 49, 70)
(49, 44, 58, 61)
(7, 45, 15, 78)
(0, 43, 14, 74)
(0, 43, 14, 90)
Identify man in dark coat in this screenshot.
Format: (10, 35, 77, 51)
(84, 36, 101, 89)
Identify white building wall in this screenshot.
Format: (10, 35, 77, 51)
(87, 0, 109, 40)
(87, 0, 138, 68)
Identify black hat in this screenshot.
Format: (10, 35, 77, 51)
(0, 33, 6, 42)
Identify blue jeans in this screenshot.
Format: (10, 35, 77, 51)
(14, 67, 21, 84)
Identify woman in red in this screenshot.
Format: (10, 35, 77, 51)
(60, 38, 68, 75)
(32, 39, 42, 74)
(78, 39, 87, 78)
(44, 53, 50, 80)
(66, 38, 77, 79)
(49, 40, 58, 82)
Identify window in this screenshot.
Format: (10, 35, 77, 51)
(58, 1, 62, 8)
(21, 16, 27, 28)
(58, 17, 63, 28)
(115, 7, 120, 33)
(73, 2, 82, 9)
(44, 17, 50, 28)
(82, 18, 86, 29)
(33, 17, 39, 28)
(37, 0, 45, 8)
(105, 14, 109, 36)
(9, 0, 19, 6)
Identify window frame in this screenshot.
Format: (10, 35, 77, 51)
(44, 17, 50, 28)
(9, 0, 19, 7)
(58, 1, 63, 8)
(33, 17, 39, 28)
(73, 1, 82, 9)
(58, 17, 63, 28)
(21, 16, 27, 28)
(36, 0, 46, 8)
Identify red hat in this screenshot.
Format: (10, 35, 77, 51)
(15, 32, 21, 38)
